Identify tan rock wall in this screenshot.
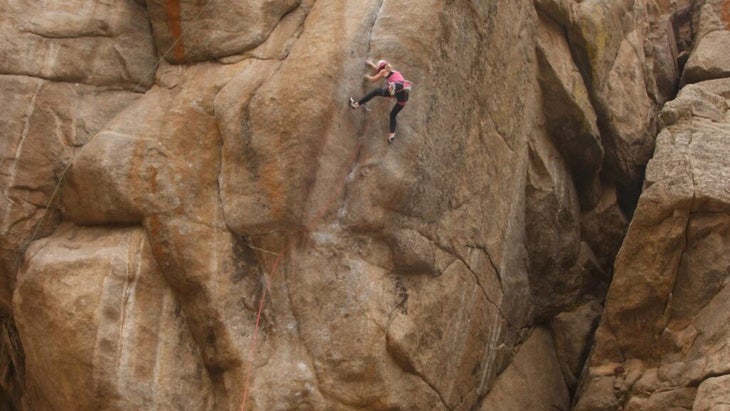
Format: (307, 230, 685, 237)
(145, 0, 301, 63)
(575, 79, 730, 411)
(0, 0, 156, 89)
(1, 0, 726, 410)
(15, 224, 213, 410)
(574, 2, 730, 407)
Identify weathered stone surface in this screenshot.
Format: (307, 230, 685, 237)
(693, 375, 730, 411)
(0, 0, 156, 89)
(550, 300, 602, 388)
(62, 62, 261, 386)
(63, 62, 241, 225)
(624, 387, 697, 411)
(645, 7, 680, 105)
(4, 0, 727, 410)
(566, 0, 677, 207)
(525, 127, 606, 318)
(682, 29, 730, 84)
(0, 77, 140, 314)
(580, 183, 628, 272)
(145, 0, 301, 63)
(574, 373, 621, 411)
(536, 13, 603, 210)
(695, 0, 730, 41)
(600, 111, 729, 362)
(660, 81, 729, 126)
(218, 0, 373, 234)
(14, 224, 213, 411)
(534, 0, 574, 27)
(574, 76, 730, 409)
(479, 327, 570, 411)
(385, 261, 502, 409)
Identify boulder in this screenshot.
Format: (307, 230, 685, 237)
(566, 0, 673, 209)
(0, 0, 156, 89)
(14, 224, 213, 410)
(535, 13, 604, 210)
(682, 29, 730, 85)
(479, 327, 570, 411)
(693, 375, 730, 411)
(574, 77, 730, 409)
(50, 1, 550, 408)
(62, 62, 262, 381)
(0, 77, 140, 314)
(145, 0, 301, 63)
(550, 300, 603, 388)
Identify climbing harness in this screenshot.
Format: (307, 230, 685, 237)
(387, 80, 412, 97)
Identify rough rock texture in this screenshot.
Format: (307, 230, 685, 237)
(565, 0, 665, 209)
(0, 0, 727, 410)
(0, 78, 141, 312)
(0, 0, 156, 89)
(479, 327, 570, 411)
(573, 1, 730, 402)
(694, 375, 730, 411)
(575, 78, 730, 410)
(551, 300, 603, 389)
(15, 224, 213, 411)
(536, 13, 603, 210)
(145, 0, 301, 63)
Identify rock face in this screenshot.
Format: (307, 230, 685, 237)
(15, 224, 213, 410)
(573, 0, 730, 408)
(0, 0, 727, 410)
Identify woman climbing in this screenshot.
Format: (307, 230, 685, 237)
(350, 59, 411, 143)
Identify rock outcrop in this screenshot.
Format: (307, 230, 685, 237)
(574, 1, 730, 409)
(1, 0, 727, 410)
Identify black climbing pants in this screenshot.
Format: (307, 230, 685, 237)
(357, 83, 409, 133)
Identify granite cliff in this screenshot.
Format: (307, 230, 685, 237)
(0, 0, 728, 410)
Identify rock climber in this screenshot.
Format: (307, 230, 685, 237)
(350, 59, 411, 143)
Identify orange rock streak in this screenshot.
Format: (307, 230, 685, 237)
(165, 0, 185, 61)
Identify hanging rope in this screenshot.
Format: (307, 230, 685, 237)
(239, 246, 285, 411)
(238, 107, 370, 410)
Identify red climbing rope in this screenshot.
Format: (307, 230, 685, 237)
(239, 247, 285, 411)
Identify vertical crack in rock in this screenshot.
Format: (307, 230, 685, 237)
(349, 0, 385, 134)
(454, 246, 510, 327)
(274, 1, 313, 59)
(464, 242, 504, 293)
(386, 339, 452, 411)
(366, 0, 385, 53)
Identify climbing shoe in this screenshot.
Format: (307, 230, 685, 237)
(349, 98, 359, 109)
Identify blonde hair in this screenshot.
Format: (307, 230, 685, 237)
(376, 59, 393, 72)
